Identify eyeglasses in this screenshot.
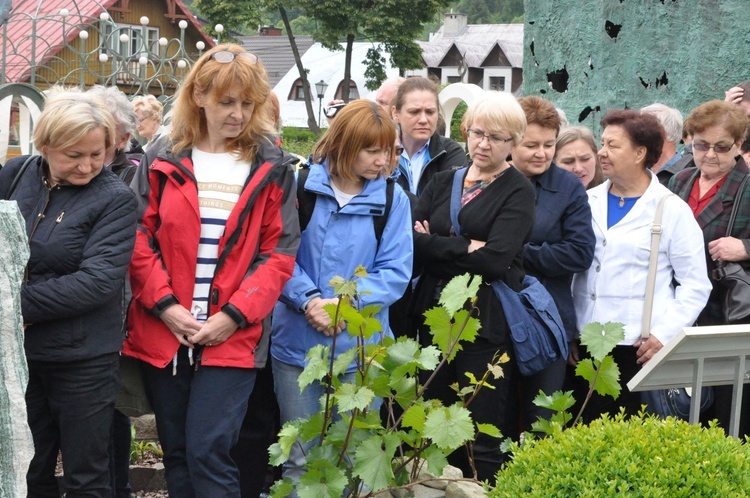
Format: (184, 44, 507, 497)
(395, 146, 404, 155)
(466, 129, 513, 146)
(210, 51, 258, 64)
(693, 141, 735, 154)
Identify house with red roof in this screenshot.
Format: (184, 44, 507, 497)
(1, 0, 214, 94)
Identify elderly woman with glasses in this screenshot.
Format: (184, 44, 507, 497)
(411, 92, 535, 482)
(668, 100, 750, 434)
(123, 43, 300, 497)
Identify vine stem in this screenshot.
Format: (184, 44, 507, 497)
(571, 359, 602, 427)
(392, 302, 476, 429)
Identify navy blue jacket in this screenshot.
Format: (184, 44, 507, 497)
(523, 164, 595, 341)
(0, 155, 137, 361)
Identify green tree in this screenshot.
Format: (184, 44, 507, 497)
(193, 0, 264, 39)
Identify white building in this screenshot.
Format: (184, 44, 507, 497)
(273, 42, 399, 128)
(407, 13, 524, 94)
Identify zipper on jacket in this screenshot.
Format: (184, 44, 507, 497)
(25, 187, 52, 284)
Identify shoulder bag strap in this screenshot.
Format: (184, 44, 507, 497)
(642, 193, 674, 339)
(449, 167, 467, 235)
(725, 174, 750, 238)
(7, 155, 38, 199)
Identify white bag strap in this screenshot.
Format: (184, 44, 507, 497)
(642, 194, 674, 340)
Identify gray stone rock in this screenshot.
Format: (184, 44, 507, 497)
(420, 464, 464, 490)
(132, 414, 159, 440)
(130, 463, 167, 492)
(0, 201, 33, 498)
(445, 481, 486, 498)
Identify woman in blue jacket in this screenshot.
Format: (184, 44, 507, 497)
(510, 96, 595, 431)
(271, 99, 413, 485)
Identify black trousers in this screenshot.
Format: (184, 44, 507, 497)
(26, 353, 120, 498)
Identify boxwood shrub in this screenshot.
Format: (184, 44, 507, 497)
(492, 413, 750, 497)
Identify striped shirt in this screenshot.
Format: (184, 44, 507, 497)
(191, 148, 250, 320)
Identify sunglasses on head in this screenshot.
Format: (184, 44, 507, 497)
(210, 51, 258, 64)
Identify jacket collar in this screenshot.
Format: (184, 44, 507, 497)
(692, 156, 750, 229)
(532, 163, 562, 193)
(589, 170, 668, 232)
(306, 161, 388, 215)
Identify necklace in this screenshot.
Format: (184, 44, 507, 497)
(618, 195, 625, 208)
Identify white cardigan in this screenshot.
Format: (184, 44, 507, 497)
(572, 172, 712, 346)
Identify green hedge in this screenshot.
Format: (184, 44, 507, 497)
(280, 127, 318, 159)
(492, 413, 750, 497)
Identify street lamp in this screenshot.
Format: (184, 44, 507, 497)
(315, 79, 328, 128)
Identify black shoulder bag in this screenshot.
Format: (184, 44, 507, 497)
(713, 174, 750, 324)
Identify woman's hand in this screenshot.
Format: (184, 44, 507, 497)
(567, 341, 580, 366)
(708, 236, 749, 263)
(468, 239, 486, 253)
(725, 86, 744, 105)
(160, 304, 203, 348)
(635, 335, 663, 365)
(191, 311, 239, 346)
(305, 297, 344, 336)
(414, 220, 431, 234)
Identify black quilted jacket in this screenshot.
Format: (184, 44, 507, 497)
(0, 155, 137, 361)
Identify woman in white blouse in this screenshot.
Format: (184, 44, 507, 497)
(572, 109, 712, 422)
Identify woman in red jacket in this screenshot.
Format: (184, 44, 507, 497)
(124, 44, 300, 497)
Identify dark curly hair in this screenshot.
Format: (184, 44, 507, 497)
(600, 109, 664, 169)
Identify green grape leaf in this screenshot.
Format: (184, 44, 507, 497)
(532, 390, 576, 413)
(391, 375, 417, 408)
(297, 462, 348, 498)
(329, 275, 357, 298)
(421, 445, 449, 477)
(269, 477, 295, 498)
(361, 316, 383, 340)
(580, 321, 625, 362)
(298, 411, 326, 442)
(335, 383, 375, 412)
(438, 273, 482, 317)
(299, 345, 329, 390)
(331, 348, 357, 378)
(423, 306, 452, 354)
(476, 422, 502, 438)
(423, 403, 475, 451)
(268, 423, 299, 466)
(353, 265, 368, 279)
(352, 433, 400, 491)
(337, 302, 363, 332)
(594, 355, 622, 398)
(360, 303, 382, 318)
(401, 404, 426, 432)
(576, 356, 621, 398)
(464, 371, 495, 390)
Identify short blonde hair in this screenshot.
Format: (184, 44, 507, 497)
(33, 87, 115, 152)
(133, 94, 163, 123)
(312, 99, 397, 181)
(463, 91, 527, 145)
(170, 43, 276, 163)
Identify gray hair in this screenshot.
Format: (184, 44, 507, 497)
(87, 85, 137, 152)
(641, 103, 683, 143)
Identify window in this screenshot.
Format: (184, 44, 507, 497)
(489, 76, 506, 92)
(288, 78, 309, 101)
(100, 21, 160, 58)
(334, 80, 359, 100)
(447, 76, 462, 84)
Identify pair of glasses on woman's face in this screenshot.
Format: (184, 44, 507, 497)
(693, 142, 735, 154)
(466, 128, 513, 146)
(395, 146, 404, 155)
(210, 51, 258, 64)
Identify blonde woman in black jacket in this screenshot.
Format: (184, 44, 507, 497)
(0, 89, 137, 497)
